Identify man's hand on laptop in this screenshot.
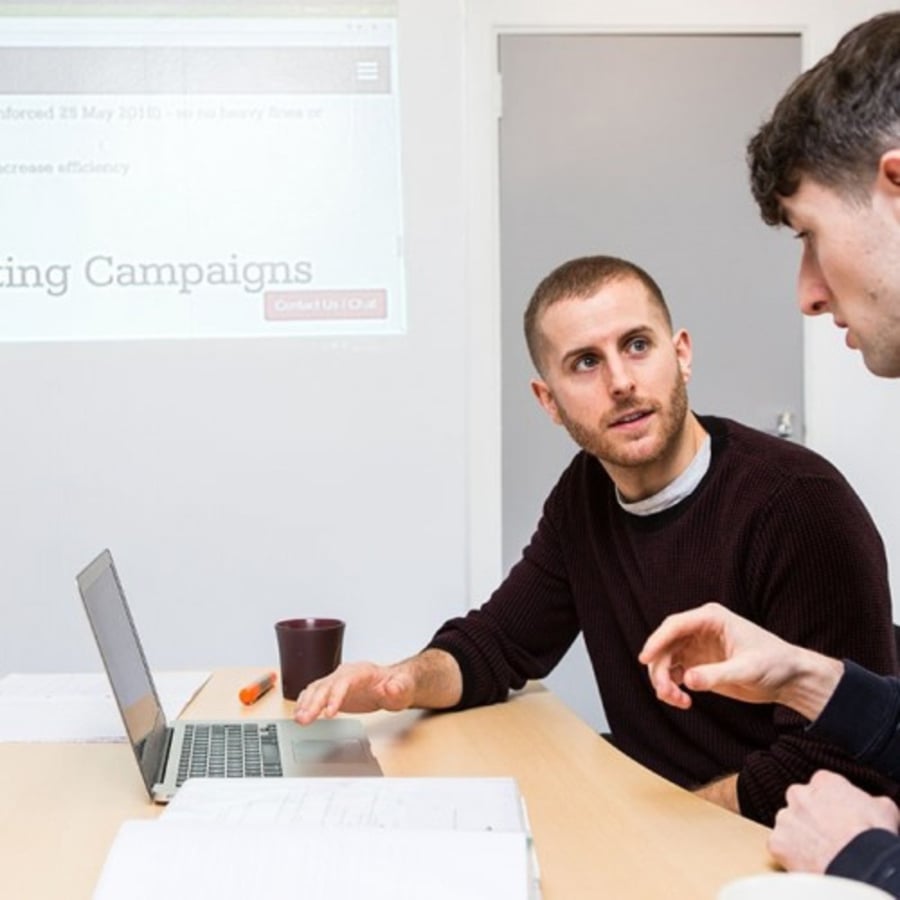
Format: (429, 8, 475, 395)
(293, 648, 463, 724)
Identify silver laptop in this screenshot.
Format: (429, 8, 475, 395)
(76, 549, 381, 803)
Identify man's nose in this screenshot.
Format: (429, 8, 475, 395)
(606, 357, 636, 397)
(797, 245, 832, 317)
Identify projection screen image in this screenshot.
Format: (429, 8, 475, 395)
(0, 2, 403, 340)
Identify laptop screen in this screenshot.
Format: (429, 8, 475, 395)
(77, 549, 169, 795)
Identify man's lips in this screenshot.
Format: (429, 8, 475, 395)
(833, 319, 857, 349)
(609, 409, 653, 428)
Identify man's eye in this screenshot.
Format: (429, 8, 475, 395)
(629, 337, 649, 353)
(573, 355, 598, 372)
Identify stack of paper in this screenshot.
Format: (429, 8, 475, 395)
(0, 671, 210, 742)
(94, 777, 541, 900)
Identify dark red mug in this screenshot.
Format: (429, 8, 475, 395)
(275, 617, 345, 700)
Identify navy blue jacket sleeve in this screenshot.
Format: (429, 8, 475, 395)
(828, 829, 900, 896)
(804, 662, 900, 894)
(809, 661, 900, 779)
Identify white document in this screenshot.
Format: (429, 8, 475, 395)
(94, 820, 531, 900)
(0, 671, 209, 742)
(163, 775, 529, 832)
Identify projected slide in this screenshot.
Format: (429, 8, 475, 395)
(0, 11, 404, 340)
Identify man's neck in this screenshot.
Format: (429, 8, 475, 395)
(609, 413, 709, 503)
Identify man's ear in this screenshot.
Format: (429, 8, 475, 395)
(880, 150, 900, 188)
(877, 151, 900, 216)
(673, 328, 693, 383)
(531, 378, 563, 425)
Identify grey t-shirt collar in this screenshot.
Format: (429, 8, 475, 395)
(616, 434, 711, 516)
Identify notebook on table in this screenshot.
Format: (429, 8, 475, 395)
(76, 549, 381, 803)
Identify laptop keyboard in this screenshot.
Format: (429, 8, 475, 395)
(176, 722, 283, 786)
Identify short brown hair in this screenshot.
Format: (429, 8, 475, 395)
(523, 255, 672, 373)
(748, 12, 900, 225)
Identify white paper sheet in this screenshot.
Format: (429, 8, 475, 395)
(0, 671, 210, 742)
(159, 776, 542, 899)
(94, 820, 531, 900)
(163, 775, 528, 831)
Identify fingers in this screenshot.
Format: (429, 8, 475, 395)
(649, 657, 750, 707)
(646, 659, 693, 709)
(292, 662, 413, 724)
(294, 670, 353, 724)
(807, 769, 847, 792)
(641, 603, 731, 709)
(682, 655, 778, 706)
(639, 602, 727, 664)
(653, 681, 693, 710)
(681, 659, 741, 693)
(770, 769, 900, 874)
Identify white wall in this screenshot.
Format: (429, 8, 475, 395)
(5, 0, 900, 687)
(0, 1, 469, 675)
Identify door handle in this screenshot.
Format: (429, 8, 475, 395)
(775, 411, 794, 439)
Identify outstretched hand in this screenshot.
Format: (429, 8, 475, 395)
(293, 648, 463, 725)
(639, 602, 842, 719)
(293, 661, 416, 725)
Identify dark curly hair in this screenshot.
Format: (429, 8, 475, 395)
(748, 12, 900, 225)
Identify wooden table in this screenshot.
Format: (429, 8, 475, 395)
(0, 668, 773, 898)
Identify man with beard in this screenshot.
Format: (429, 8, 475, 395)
(294, 254, 898, 827)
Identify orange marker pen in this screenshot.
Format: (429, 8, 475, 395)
(239, 671, 277, 706)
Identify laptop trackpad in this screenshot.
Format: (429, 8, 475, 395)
(292, 739, 370, 763)
(282, 719, 382, 776)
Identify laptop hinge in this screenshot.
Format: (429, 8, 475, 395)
(155, 726, 174, 786)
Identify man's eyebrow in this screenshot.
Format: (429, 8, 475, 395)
(560, 343, 599, 367)
(620, 325, 654, 343)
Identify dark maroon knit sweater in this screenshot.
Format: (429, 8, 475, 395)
(428, 416, 899, 825)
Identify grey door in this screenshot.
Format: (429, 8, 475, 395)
(499, 33, 802, 728)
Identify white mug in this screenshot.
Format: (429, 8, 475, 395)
(717, 873, 892, 900)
